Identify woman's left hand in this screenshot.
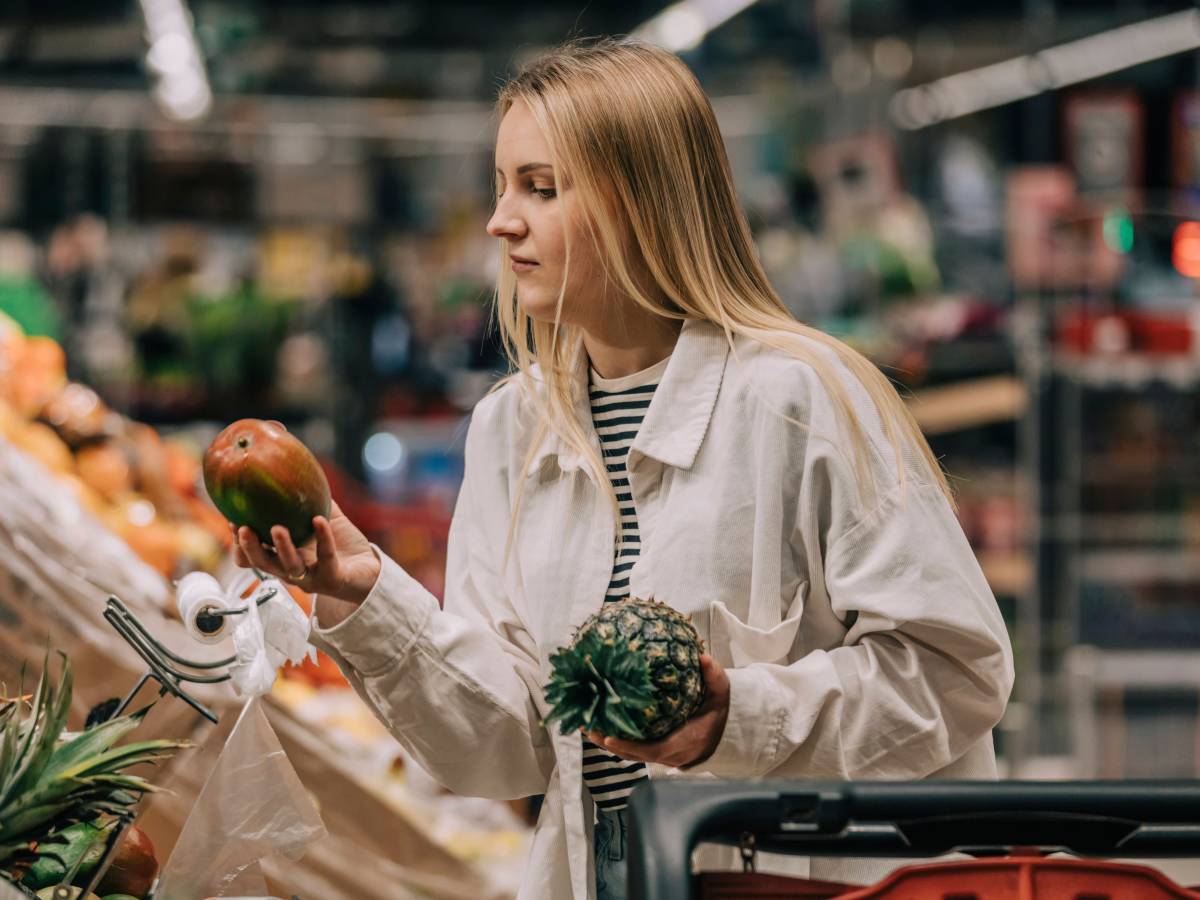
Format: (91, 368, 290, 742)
(585, 654, 731, 769)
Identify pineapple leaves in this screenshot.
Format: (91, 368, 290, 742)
(542, 598, 705, 743)
(0, 651, 189, 873)
(42, 708, 149, 783)
(544, 629, 655, 740)
(1, 651, 69, 808)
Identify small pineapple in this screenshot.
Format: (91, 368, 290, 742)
(0, 653, 189, 885)
(544, 597, 705, 741)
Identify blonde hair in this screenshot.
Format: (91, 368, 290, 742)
(488, 38, 952, 565)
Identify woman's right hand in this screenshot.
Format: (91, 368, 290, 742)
(233, 500, 382, 606)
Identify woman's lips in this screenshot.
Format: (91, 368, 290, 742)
(511, 259, 539, 272)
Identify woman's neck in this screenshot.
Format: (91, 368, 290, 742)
(582, 317, 682, 379)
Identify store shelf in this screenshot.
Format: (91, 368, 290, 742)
(979, 551, 1033, 596)
(1079, 549, 1200, 584)
(1078, 462, 1200, 486)
(907, 375, 1028, 435)
(1067, 647, 1200, 779)
(1069, 646, 1200, 688)
(1055, 353, 1200, 389)
(1042, 513, 1200, 543)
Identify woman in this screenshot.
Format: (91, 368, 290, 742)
(235, 38, 1013, 900)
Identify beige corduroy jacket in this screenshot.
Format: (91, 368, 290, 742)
(310, 317, 1015, 899)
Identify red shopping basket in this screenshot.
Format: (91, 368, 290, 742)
(841, 852, 1200, 898)
(627, 780, 1200, 899)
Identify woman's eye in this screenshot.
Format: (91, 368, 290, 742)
(494, 186, 555, 202)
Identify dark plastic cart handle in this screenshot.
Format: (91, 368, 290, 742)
(626, 779, 1200, 900)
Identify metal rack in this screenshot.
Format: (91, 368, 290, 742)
(1017, 202, 1200, 773)
(102, 578, 276, 725)
(8, 579, 276, 900)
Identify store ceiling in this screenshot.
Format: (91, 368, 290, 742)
(0, 0, 1193, 101)
(0, 0, 803, 99)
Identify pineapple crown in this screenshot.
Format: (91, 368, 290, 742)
(0, 652, 191, 876)
(543, 629, 657, 741)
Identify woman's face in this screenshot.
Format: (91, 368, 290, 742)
(487, 99, 607, 327)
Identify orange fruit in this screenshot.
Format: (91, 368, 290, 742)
(112, 498, 180, 576)
(122, 518, 180, 577)
(76, 441, 134, 500)
(40, 382, 110, 446)
(18, 336, 66, 375)
(11, 421, 74, 474)
(164, 440, 200, 495)
(57, 473, 109, 518)
(7, 369, 64, 418)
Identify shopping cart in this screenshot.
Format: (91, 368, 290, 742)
(627, 779, 1200, 899)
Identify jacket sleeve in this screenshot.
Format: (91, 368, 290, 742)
(308, 417, 554, 800)
(691, 474, 1014, 781)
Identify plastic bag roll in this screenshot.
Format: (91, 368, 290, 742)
(177, 571, 235, 644)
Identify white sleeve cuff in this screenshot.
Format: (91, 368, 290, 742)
(687, 666, 786, 777)
(309, 545, 438, 676)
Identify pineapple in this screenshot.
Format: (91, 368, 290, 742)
(0, 653, 189, 885)
(544, 597, 706, 741)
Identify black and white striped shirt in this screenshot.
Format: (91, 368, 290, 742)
(582, 355, 670, 812)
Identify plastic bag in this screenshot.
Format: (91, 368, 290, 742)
(155, 696, 327, 898)
(174, 568, 314, 698)
(227, 578, 314, 697)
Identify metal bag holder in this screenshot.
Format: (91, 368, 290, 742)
(26, 573, 282, 900)
(101, 572, 278, 725)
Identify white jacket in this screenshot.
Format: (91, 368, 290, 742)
(309, 318, 1014, 899)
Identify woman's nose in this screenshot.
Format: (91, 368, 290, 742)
(487, 197, 526, 240)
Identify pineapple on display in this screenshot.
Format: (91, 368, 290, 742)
(544, 597, 706, 741)
(0, 653, 188, 887)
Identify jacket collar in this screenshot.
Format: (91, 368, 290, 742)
(523, 318, 731, 478)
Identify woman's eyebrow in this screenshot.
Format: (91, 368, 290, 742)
(495, 162, 554, 175)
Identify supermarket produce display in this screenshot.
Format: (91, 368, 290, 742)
(0, 321, 531, 898)
(0, 654, 186, 899)
(0, 318, 229, 579)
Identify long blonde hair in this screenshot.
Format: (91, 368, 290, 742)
(488, 38, 951, 564)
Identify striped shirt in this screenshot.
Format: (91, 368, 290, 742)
(581, 355, 670, 812)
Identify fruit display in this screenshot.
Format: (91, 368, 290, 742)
(0, 654, 186, 898)
(0, 317, 526, 897)
(0, 318, 229, 578)
(202, 418, 331, 547)
(544, 597, 706, 741)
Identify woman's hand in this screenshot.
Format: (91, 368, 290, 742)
(233, 500, 381, 606)
(585, 654, 731, 769)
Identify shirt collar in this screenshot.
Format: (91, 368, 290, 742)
(523, 318, 731, 478)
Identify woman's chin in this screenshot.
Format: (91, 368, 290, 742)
(517, 295, 566, 324)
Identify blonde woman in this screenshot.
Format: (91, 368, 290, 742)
(235, 38, 1013, 900)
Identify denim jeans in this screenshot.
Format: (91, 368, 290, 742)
(594, 807, 629, 900)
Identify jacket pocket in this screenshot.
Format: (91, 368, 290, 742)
(708, 583, 806, 668)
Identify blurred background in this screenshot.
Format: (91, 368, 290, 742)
(2, 0, 1200, 894)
